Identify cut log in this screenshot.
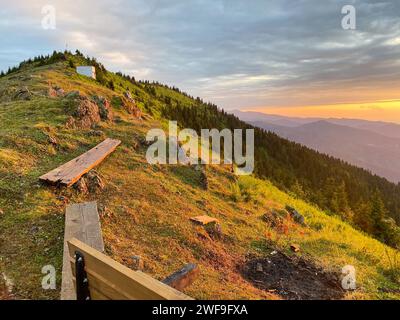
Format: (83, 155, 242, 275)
(61, 202, 104, 300)
(162, 263, 200, 291)
(39, 138, 121, 187)
(190, 215, 219, 225)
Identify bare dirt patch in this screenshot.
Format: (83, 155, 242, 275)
(241, 252, 345, 300)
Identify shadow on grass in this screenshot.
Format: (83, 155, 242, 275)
(168, 165, 202, 189)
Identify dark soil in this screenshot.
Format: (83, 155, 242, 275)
(241, 252, 345, 300)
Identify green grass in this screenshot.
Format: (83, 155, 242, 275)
(0, 61, 399, 300)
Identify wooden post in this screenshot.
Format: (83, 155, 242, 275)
(162, 263, 200, 291)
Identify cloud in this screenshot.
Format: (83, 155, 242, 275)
(385, 37, 400, 46)
(66, 31, 97, 50)
(1, 0, 399, 109)
(359, 105, 384, 110)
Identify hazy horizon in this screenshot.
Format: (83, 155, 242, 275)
(241, 100, 400, 124)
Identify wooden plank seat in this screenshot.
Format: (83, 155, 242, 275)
(40, 138, 121, 186)
(61, 202, 104, 300)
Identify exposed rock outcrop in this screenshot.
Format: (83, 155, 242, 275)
(13, 87, 32, 100)
(48, 85, 65, 98)
(93, 95, 113, 121)
(64, 93, 114, 129)
(65, 95, 101, 129)
(285, 205, 306, 226)
(262, 208, 286, 228)
(122, 91, 142, 119)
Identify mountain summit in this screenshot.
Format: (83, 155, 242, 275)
(0, 51, 399, 300)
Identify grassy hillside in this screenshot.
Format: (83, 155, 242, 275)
(0, 57, 399, 300)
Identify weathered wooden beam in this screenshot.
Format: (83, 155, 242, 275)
(162, 263, 200, 291)
(40, 138, 121, 187)
(61, 202, 104, 300)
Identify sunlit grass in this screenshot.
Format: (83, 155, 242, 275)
(0, 61, 398, 300)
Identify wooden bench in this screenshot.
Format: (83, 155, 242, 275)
(40, 138, 121, 187)
(61, 202, 104, 300)
(67, 238, 193, 300)
(62, 202, 197, 300)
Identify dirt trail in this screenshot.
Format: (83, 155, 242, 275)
(241, 252, 345, 300)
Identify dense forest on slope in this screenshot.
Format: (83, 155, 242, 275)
(2, 50, 400, 248)
(154, 90, 400, 248)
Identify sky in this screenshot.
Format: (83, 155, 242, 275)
(1, 0, 400, 122)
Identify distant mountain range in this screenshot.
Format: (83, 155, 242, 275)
(232, 110, 400, 183)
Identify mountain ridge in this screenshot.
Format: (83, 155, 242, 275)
(232, 110, 400, 138)
(233, 110, 400, 183)
(0, 51, 399, 300)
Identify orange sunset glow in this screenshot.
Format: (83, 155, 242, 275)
(247, 100, 400, 123)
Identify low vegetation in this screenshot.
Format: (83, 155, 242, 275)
(0, 52, 399, 300)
